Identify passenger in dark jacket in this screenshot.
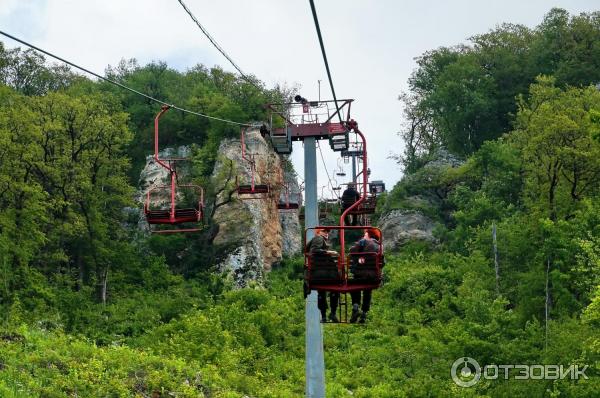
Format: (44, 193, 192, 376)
(305, 229, 340, 322)
(341, 183, 360, 225)
(306, 228, 329, 253)
(349, 228, 381, 323)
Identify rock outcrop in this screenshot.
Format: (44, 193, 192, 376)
(380, 147, 463, 250)
(379, 209, 437, 251)
(212, 129, 300, 286)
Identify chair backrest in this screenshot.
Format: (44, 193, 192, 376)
(308, 251, 341, 283)
(348, 252, 380, 284)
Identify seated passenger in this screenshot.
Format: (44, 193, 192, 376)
(349, 228, 381, 323)
(305, 228, 340, 323)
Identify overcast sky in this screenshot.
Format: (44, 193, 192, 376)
(1, 0, 598, 196)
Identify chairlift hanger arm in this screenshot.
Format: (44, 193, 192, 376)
(339, 120, 368, 259)
(154, 106, 173, 173)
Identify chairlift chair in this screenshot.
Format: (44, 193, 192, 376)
(269, 125, 293, 155)
(145, 184, 204, 223)
(369, 180, 386, 195)
(144, 106, 205, 233)
(277, 183, 300, 211)
(237, 127, 270, 198)
(335, 159, 347, 177)
(304, 226, 384, 293)
(345, 195, 377, 216)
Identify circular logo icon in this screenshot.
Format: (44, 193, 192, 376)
(451, 357, 481, 387)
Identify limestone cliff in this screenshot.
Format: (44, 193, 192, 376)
(212, 129, 301, 286)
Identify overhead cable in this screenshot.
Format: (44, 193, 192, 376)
(308, 0, 342, 124)
(0, 30, 252, 127)
(176, 0, 262, 91)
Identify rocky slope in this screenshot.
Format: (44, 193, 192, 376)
(380, 148, 463, 250)
(379, 209, 437, 250)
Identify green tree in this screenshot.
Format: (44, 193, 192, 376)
(512, 76, 600, 220)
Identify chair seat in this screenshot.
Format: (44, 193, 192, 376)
(145, 208, 200, 224)
(346, 197, 377, 215)
(238, 185, 270, 195)
(278, 202, 299, 210)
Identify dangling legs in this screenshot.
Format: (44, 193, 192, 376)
(329, 293, 340, 323)
(350, 291, 361, 323)
(317, 291, 327, 322)
(359, 289, 372, 323)
(343, 208, 352, 226)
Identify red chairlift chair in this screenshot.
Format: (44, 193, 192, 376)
(144, 184, 204, 224)
(277, 183, 300, 211)
(144, 106, 204, 233)
(237, 127, 270, 198)
(304, 120, 383, 298)
(304, 224, 384, 324)
(345, 194, 377, 216)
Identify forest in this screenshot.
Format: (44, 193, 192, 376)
(1, 7, 600, 398)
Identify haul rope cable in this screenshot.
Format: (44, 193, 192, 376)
(0, 30, 252, 127)
(176, 0, 262, 91)
(308, 0, 342, 124)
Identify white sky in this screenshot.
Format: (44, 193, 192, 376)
(1, 0, 598, 195)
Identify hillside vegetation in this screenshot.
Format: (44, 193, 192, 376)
(1, 7, 600, 398)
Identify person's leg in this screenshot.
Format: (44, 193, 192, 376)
(362, 290, 372, 313)
(330, 293, 339, 311)
(329, 293, 339, 322)
(350, 291, 361, 323)
(350, 291, 361, 306)
(359, 290, 372, 323)
(317, 291, 327, 321)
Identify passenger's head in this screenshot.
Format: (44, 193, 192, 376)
(316, 228, 329, 238)
(364, 228, 381, 241)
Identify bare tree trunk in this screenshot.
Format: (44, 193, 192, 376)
(100, 266, 108, 307)
(492, 223, 499, 296)
(2, 256, 9, 300)
(545, 258, 551, 351)
(77, 250, 85, 291)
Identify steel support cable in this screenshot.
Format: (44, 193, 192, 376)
(316, 141, 340, 199)
(176, 0, 262, 91)
(0, 30, 252, 127)
(308, 0, 342, 124)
